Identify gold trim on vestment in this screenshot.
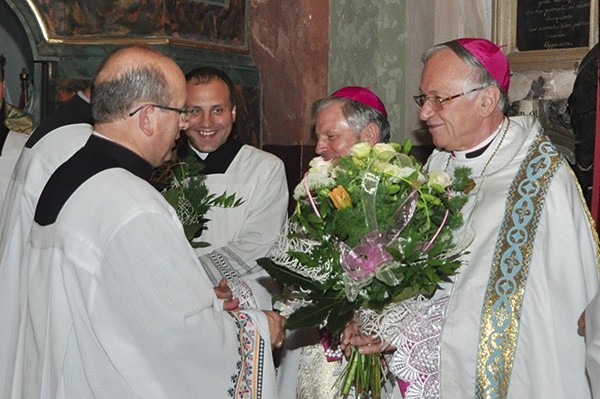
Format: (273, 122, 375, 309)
(475, 133, 563, 398)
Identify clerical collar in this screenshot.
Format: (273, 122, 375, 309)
(90, 133, 154, 180)
(77, 90, 91, 103)
(188, 138, 243, 175)
(35, 133, 153, 226)
(189, 145, 208, 160)
(451, 121, 503, 159)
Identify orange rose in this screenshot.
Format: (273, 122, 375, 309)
(329, 185, 352, 209)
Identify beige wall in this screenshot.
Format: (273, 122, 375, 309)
(406, 0, 494, 144)
(325, 0, 498, 144)
(433, 0, 493, 43)
(405, 1, 435, 144)
(328, 0, 407, 143)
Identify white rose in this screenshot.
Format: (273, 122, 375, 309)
(398, 166, 417, 179)
(293, 171, 335, 200)
(309, 156, 332, 176)
(372, 143, 397, 161)
(382, 163, 402, 178)
(350, 142, 372, 159)
(427, 170, 452, 191)
(382, 164, 415, 178)
(369, 160, 387, 174)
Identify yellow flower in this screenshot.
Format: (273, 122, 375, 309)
(329, 185, 352, 209)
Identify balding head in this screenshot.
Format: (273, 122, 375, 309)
(91, 45, 188, 166)
(91, 45, 185, 124)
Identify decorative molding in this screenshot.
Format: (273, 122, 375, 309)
(43, 36, 248, 54)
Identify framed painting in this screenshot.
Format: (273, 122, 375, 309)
(26, 0, 247, 52)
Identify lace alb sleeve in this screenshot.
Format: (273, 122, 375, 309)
(357, 294, 450, 399)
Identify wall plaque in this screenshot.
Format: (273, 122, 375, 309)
(493, 0, 597, 71)
(516, 0, 590, 51)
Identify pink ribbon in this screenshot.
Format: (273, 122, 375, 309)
(340, 231, 393, 281)
(423, 208, 449, 252)
(303, 173, 322, 219)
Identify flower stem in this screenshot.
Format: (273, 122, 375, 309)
(338, 347, 384, 399)
(341, 348, 359, 396)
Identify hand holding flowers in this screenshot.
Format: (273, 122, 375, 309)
(259, 141, 471, 398)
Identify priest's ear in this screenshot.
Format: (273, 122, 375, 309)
(358, 122, 380, 146)
(133, 104, 155, 137)
(478, 86, 501, 118)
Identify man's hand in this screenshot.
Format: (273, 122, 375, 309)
(213, 278, 239, 311)
(264, 310, 286, 349)
(341, 315, 395, 357)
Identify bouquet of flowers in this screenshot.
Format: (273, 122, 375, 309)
(258, 141, 471, 398)
(152, 153, 243, 247)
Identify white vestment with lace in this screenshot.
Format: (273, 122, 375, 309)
(425, 116, 598, 398)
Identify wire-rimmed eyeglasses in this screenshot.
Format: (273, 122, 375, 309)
(129, 104, 191, 122)
(413, 87, 486, 111)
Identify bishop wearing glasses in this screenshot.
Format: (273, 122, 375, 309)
(345, 38, 599, 399)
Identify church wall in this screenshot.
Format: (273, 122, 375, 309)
(248, 0, 329, 146)
(2, 0, 264, 146)
(1, 0, 596, 164)
(328, 0, 407, 144)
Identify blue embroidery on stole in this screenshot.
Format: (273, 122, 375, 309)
(475, 135, 563, 399)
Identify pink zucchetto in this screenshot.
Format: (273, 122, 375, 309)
(454, 38, 510, 93)
(331, 86, 388, 119)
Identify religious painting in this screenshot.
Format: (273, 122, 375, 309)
(28, 0, 246, 50)
(169, 0, 245, 47)
(493, 0, 598, 71)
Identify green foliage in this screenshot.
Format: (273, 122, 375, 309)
(152, 153, 244, 244)
(451, 166, 472, 192)
(258, 142, 472, 337)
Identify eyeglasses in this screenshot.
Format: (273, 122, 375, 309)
(413, 87, 485, 111)
(129, 104, 191, 122)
